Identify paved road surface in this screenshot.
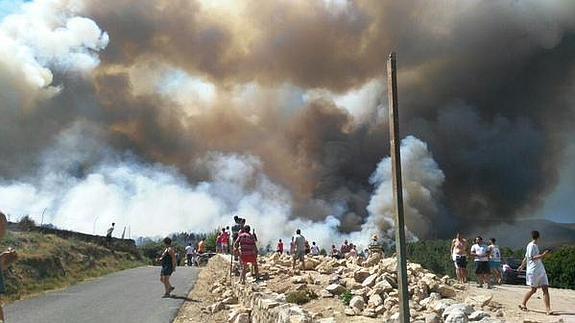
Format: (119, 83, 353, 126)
(5, 266, 198, 323)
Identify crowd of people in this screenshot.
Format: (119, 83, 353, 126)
(451, 231, 553, 315)
(154, 215, 554, 316)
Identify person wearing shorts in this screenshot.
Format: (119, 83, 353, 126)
(518, 230, 551, 315)
(471, 236, 491, 288)
(158, 237, 176, 297)
(488, 238, 502, 284)
(451, 233, 468, 283)
(234, 225, 258, 284)
(292, 229, 306, 272)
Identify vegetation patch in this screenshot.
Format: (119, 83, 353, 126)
(340, 290, 353, 305)
(286, 289, 318, 305)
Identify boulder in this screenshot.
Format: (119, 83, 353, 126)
(325, 284, 345, 295)
(443, 304, 474, 319)
(437, 284, 457, 298)
(424, 312, 441, 323)
(349, 296, 366, 314)
(468, 310, 490, 321)
(354, 270, 371, 283)
(465, 294, 493, 308)
(368, 294, 384, 308)
(233, 313, 250, 323)
(428, 299, 456, 315)
(362, 273, 379, 287)
(292, 276, 306, 284)
(319, 290, 334, 298)
(361, 309, 377, 318)
(344, 308, 356, 316)
(445, 310, 468, 323)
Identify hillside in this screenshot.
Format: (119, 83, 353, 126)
(0, 231, 145, 301)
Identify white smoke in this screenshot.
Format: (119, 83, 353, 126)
(0, 0, 108, 92)
(365, 136, 445, 242)
(0, 122, 445, 251)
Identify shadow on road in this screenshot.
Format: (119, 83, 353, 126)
(167, 295, 200, 302)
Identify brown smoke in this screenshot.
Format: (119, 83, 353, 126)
(2, 0, 575, 237)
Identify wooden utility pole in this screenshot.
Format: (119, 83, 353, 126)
(387, 52, 410, 322)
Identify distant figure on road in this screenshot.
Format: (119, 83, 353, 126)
(292, 229, 306, 272)
(234, 225, 258, 284)
(471, 236, 491, 288)
(488, 238, 502, 285)
(106, 223, 115, 245)
(185, 243, 194, 266)
(518, 230, 551, 315)
(0, 211, 17, 323)
(276, 239, 284, 254)
(157, 237, 177, 297)
(451, 233, 468, 284)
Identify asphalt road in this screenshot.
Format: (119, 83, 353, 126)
(5, 266, 198, 323)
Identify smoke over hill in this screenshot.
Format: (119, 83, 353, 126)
(1, 0, 574, 244)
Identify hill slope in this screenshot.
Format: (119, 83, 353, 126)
(0, 231, 145, 301)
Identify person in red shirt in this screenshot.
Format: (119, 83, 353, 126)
(234, 225, 259, 284)
(219, 228, 229, 254)
(277, 239, 284, 254)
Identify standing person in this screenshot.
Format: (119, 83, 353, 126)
(330, 244, 340, 259)
(292, 229, 306, 272)
(340, 240, 351, 255)
(220, 228, 229, 254)
(289, 237, 296, 256)
(185, 243, 194, 266)
(365, 235, 384, 266)
(488, 238, 502, 285)
(106, 223, 115, 245)
(197, 239, 206, 254)
(157, 237, 177, 297)
(470, 236, 491, 288)
(277, 239, 284, 254)
(234, 225, 258, 284)
(518, 230, 551, 315)
(310, 241, 320, 256)
(451, 233, 468, 284)
(0, 211, 17, 323)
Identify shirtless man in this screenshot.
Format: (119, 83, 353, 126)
(451, 233, 468, 284)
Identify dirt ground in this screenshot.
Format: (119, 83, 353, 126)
(458, 283, 575, 323)
(173, 258, 230, 323)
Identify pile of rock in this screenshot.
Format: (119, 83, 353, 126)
(205, 253, 505, 322)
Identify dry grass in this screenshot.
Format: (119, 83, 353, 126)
(0, 231, 145, 302)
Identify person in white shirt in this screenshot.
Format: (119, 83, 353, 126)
(292, 229, 306, 272)
(518, 230, 551, 315)
(310, 241, 320, 256)
(185, 243, 194, 266)
(488, 238, 502, 285)
(470, 236, 491, 288)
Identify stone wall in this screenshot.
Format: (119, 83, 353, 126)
(214, 255, 313, 323)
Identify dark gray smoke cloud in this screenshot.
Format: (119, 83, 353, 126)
(1, 0, 574, 238)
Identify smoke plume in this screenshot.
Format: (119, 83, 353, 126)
(1, 0, 575, 244)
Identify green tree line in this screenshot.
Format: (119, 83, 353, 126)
(406, 240, 575, 289)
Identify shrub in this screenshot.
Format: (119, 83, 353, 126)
(544, 246, 575, 289)
(18, 216, 36, 231)
(286, 289, 318, 305)
(340, 290, 353, 305)
(320, 248, 327, 256)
